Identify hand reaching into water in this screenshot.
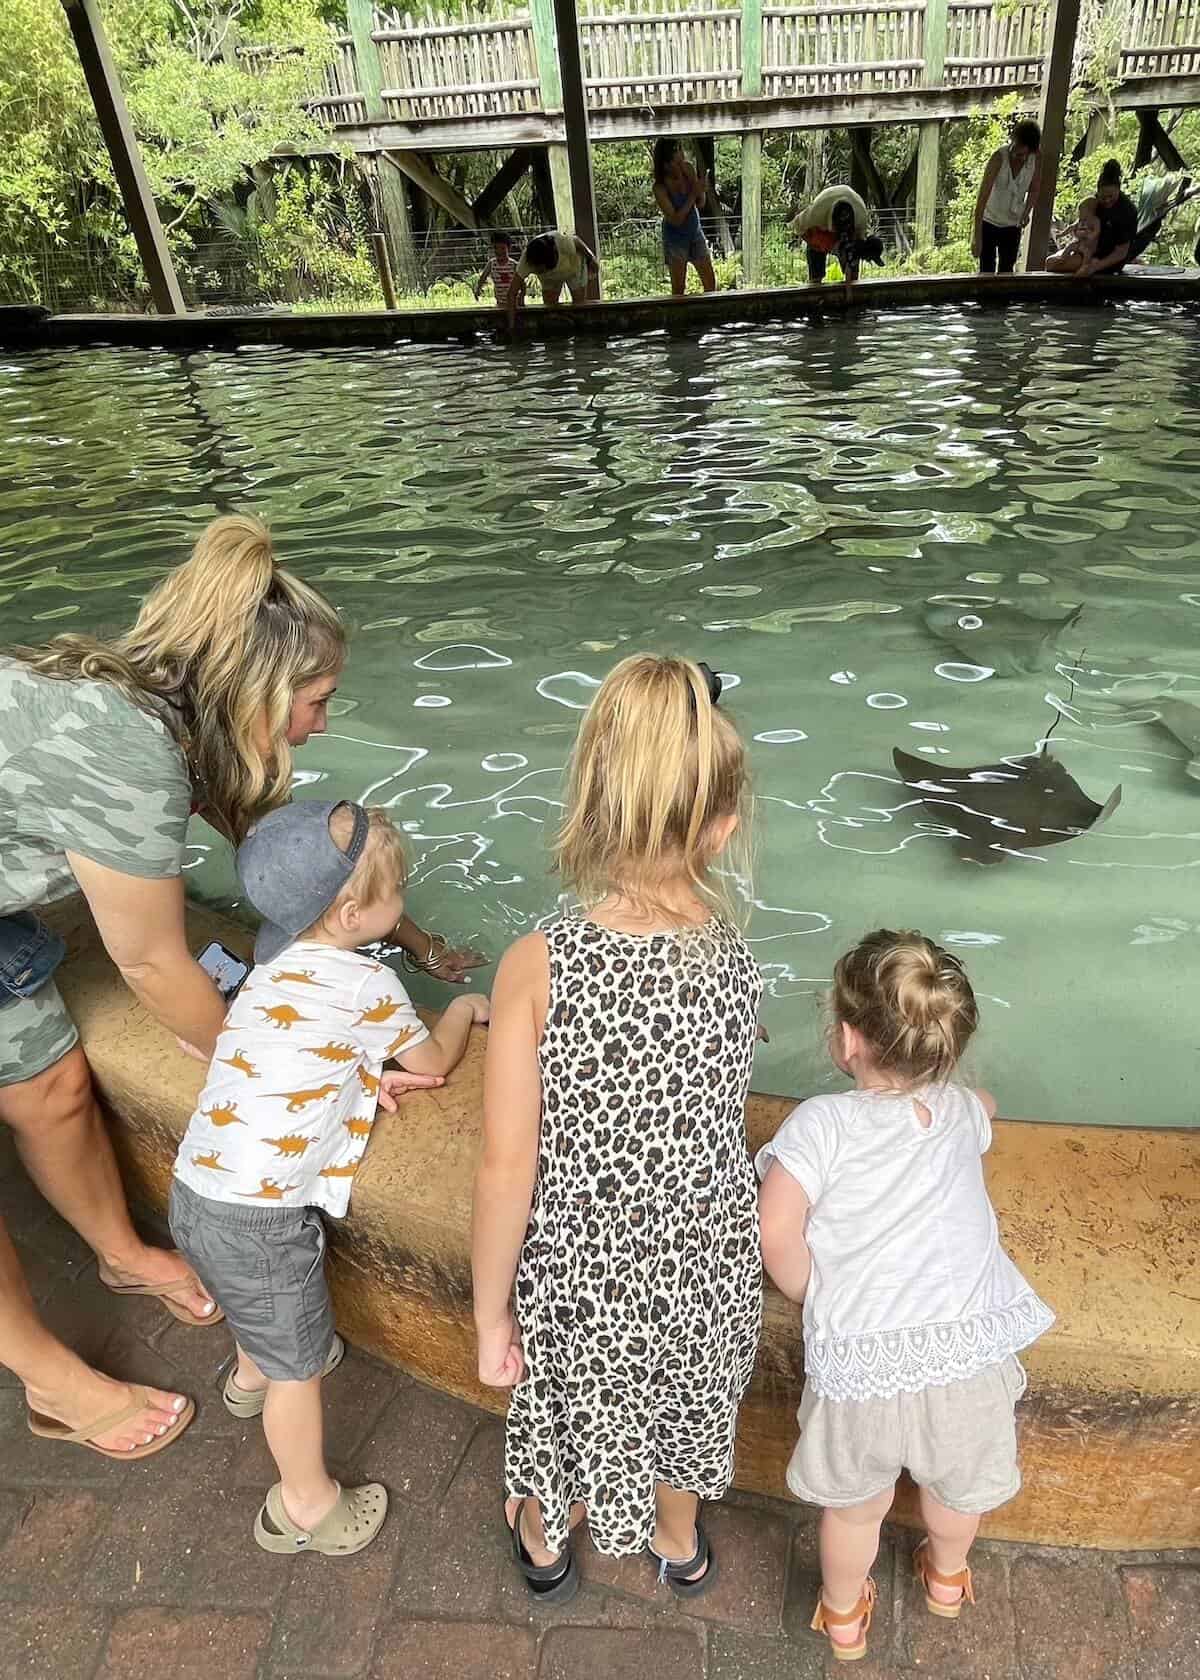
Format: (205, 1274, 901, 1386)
(417, 933, 488, 986)
(478, 1312, 525, 1388)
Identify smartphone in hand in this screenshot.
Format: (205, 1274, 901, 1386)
(197, 940, 250, 1000)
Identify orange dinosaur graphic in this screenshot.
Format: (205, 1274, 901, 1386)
(203, 1103, 245, 1128)
(307, 1042, 357, 1065)
(255, 1004, 312, 1031)
(219, 1049, 260, 1080)
(356, 1066, 380, 1098)
(271, 969, 329, 987)
(238, 1178, 300, 1200)
(269, 1082, 341, 1114)
(317, 1159, 363, 1179)
(192, 1151, 233, 1173)
(263, 1134, 317, 1157)
(385, 1025, 419, 1058)
(343, 1116, 373, 1139)
(353, 997, 402, 1026)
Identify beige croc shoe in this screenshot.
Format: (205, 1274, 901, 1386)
(28, 1386, 195, 1460)
(222, 1335, 346, 1419)
(254, 1481, 388, 1557)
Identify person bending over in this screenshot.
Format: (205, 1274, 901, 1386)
(793, 187, 882, 284)
(507, 231, 600, 325)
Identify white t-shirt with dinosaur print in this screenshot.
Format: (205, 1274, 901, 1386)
(173, 941, 428, 1217)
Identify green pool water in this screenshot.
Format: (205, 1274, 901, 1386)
(3, 302, 1199, 1126)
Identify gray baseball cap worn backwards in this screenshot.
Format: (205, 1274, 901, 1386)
(237, 800, 369, 966)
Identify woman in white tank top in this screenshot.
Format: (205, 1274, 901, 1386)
(972, 121, 1042, 275)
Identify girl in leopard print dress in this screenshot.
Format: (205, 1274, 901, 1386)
(472, 655, 764, 1604)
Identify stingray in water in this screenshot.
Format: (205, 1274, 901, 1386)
(923, 601, 1083, 677)
(892, 746, 1122, 861)
(1145, 697, 1200, 781)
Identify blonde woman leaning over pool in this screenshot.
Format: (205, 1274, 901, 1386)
(472, 656, 763, 1605)
(506, 229, 600, 324)
(757, 931, 1053, 1663)
(0, 514, 471, 1463)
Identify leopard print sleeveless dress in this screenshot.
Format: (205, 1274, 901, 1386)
(504, 915, 764, 1557)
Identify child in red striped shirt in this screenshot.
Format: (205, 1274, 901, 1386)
(475, 230, 518, 309)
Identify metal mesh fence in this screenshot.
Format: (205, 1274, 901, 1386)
(6, 206, 952, 316)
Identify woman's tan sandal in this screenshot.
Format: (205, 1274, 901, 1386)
(254, 1481, 388, 1557)
(28, 1387, 195, 1460)
(913, 1538, 975, 1618)
(811, 1576, 877, 1662)
(222, 1335, 345, 1419)
(98, 1258, 224, 1328)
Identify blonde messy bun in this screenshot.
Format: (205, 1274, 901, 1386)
(832, 929, 978, 1085)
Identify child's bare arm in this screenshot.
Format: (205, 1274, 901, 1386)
(473, 935, 545, 1385)
(975, 1086, 997, 1120)
(759, 1159, 813, 1302)
(397, 993, 489, 1077)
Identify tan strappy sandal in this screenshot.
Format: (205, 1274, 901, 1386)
(98, 1258, 224, 1327)
(28, 1387, 195, 1459)
(913, 1537, 975, 1618)
(811, 1575, 877, 1662)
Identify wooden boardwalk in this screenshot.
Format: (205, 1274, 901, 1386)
(261, 0, 1200, 149)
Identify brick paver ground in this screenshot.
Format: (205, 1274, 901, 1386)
(2, 1135, 1196, 1680)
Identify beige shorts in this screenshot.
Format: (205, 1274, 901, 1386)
(787, 1355, 1027, 1515)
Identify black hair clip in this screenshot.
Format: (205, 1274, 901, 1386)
(697, 662, 723, 705)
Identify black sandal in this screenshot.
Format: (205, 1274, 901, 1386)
(506, 1498, 580, 1605)
(649, 1522, 718, 1599)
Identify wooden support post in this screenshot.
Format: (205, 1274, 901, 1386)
(348, 0, 416, 284)
(741, 0, 763, 286)
(472, 151, 533, 227)
(1134, 109, 1158, 171)
(850, 128, 888, 206)
(384, 150, 477, 230)
(1084, 109, 1108, 155)
(550, 0, 601, 291)
(347, 0, 384, 115)
(916, 123, 940, 247)
(370, 232, 398, 310)
(59, 0, 184, 314)
(377, 158, 415, 287)
(1141, 111, 1187, 172)
(1027, 0, 1084, 270)
(916, 0, 947, 248)
(530, 0, 580, 234)
(742, 132, 763, 286)
(697, 136, 733, 256)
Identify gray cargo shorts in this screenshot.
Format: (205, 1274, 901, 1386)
(168, 1178, 336, 1382)
(787, 1355, 1028, 1515)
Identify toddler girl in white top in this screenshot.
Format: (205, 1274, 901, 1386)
(757, 929, 1053, 1662)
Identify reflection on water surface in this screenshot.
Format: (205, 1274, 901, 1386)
(3, 302, 1200, 1124)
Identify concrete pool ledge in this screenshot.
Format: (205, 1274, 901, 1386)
(43, 895, 1200, 1551)
(6, 268, 1200, 351)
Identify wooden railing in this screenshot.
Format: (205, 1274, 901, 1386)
(245, 0, 1200, 126)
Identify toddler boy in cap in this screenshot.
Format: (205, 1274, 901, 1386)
(170, 801, 489, 1558)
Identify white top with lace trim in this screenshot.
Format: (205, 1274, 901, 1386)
(755, 1083, 1054, 1402)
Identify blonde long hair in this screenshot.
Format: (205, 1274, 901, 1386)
(10, 515, 344, 842)
(831, 929, 979, 1086)
(554, 653, 750, 921)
